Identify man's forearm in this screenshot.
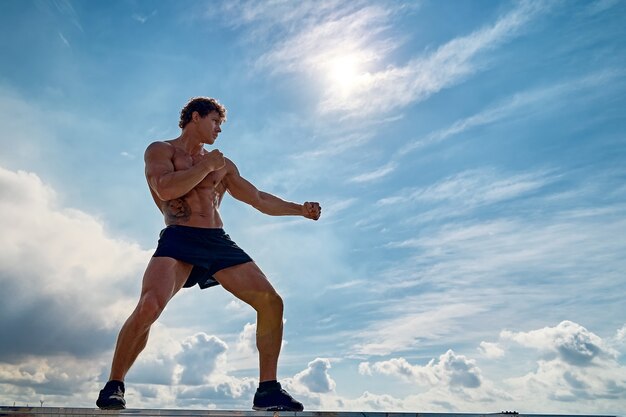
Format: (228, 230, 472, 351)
(256, 192, 303, 216)
(154, 161, 212, 201)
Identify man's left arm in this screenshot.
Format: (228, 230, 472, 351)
(223, 159, 321, 220)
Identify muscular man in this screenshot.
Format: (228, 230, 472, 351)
(96, 97, 321, 411)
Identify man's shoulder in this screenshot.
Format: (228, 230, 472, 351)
(146, 140, 175, 151)
(224, 157, 239, 174)
(145, 140, 176, 159)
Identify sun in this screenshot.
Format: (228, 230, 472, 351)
(328, 55, 361, 95)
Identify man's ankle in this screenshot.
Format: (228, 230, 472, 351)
(104, 380, 125, 389)
(258, 380, 280, 391)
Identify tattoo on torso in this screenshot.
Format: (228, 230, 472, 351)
(165, 198, 192, 222)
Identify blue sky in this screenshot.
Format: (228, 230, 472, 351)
(0, 0, 625, 414)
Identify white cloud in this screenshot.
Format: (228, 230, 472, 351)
(58, 32, 70, 47)
(385, 215, 626, 313)
(176, 375, 256, 410)
(177, 333, 228, 386)
(0, 165, 151, 360)
(0, 165, 178, 406)
(236, 322, 257, 355)
(326, 279, 367, 291)
(132, 10, 156, 24)
(317, 0, 549, 116)
(500, 322, 626, 412)
(478, 341, 505, 359)
(283, 358, 407, 411)
(290, 131, 376, 160)
(501, 321, 618, 366)
(216, 2, 397, 117)
(125, 324, 184, 386)
(616, 325, 626, 344)
(243, 1, 550, 118)
(358, 350, 513, 412)
(317, 197, 358, 221)
(360, 358, 417, 381)
(352, 302, 487, 356)
(226, 299, 245, 311)
(111, 323, 626, 412)
(0, 356, 97, 398)
(216, 0, 366, 33)
(360, 350, 483, 388)
(349, 162, 397, 183)
(585, 0, 621, 15)
(293, 358, 336, 393)
(37, 0, 83, 33)
(346, 165, 626, 370)
(342, 391, 405, 411)
(373, 167, 626, 297)
(354, 323, 626, 413)
(400, 70, 623, 154)
(109, 325, 259, 409)
(378, 167, 555, 211)
(255, 5, 392, 77)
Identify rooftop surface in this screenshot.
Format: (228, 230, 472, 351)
(0, 407, 617, 417)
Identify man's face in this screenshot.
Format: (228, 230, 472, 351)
(198, 111, 222, 145)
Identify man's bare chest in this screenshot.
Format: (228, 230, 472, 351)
(173, 154, 228, 193)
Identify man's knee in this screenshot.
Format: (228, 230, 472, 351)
(253, 290, 283, 314)
(134, 293, 166, 325)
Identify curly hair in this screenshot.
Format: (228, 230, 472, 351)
(178, 97, 227, 129)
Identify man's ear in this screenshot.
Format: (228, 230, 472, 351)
(192, 111, 200, 123)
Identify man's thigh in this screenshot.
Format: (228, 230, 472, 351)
(213, 261, 278, 304)
(141, 256, 193, 301)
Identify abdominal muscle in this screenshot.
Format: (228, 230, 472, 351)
(158, 185, 226, 229)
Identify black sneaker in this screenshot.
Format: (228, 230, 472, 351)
(252, 382, 304, 411)
(96, 380, 126, 410)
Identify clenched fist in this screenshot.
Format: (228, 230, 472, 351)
(202, 149, 226, 171)
(302, 202, 321, 220)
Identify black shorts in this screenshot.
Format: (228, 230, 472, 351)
(152, 225, 253, 289)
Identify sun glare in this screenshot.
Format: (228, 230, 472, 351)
(328, 55, 361, 95)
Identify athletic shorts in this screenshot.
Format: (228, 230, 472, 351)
(152, 225, 253, 289)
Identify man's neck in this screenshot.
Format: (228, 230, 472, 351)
(176, 130, 205, 155)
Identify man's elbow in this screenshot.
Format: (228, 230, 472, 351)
(252, 200, 267, 214)
(251, 194, 269, 214)
(152, 181, 180, 201)
(155, 190, 175, 201)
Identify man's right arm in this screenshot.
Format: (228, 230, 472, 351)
(144, 142, 223, 201)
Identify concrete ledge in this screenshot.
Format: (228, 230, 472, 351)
(0, 407, 617, 417)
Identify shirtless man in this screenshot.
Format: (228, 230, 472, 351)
(96, 97, 321, 411)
